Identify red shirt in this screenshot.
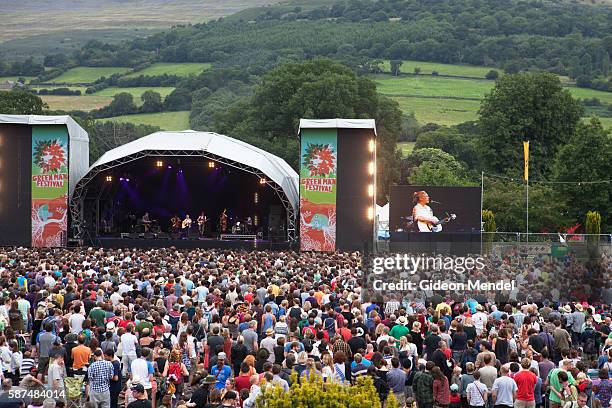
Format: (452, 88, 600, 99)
(234, 374, 251, 393)
(514, 370, 537, 401)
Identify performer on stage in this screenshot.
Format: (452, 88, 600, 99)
(412, 190, 439, 232)
(170, 214, 182, 233)
(181, 214, 193, 238)
(142, 212, 152, 232)
(246, 216, 253, 234)
(197, 212, 207, 237)
(220, 209, 228, 233)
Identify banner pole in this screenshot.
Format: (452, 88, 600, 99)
(480, 171, 484, 254)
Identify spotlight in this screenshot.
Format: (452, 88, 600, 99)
(208, 161, 215, 168)
(369, 139, 375, 153)
(119, 177, 124, 181)
(368, 161, 375, 175)
(259, 178, 267, 185)
(156, 160, 163, 168)
(178, 169, 183, 173)
(367, 206, 374, 220)
(105, 175, 113, 182)
(254, 192, 259, 204)
(126, 178, 130, 182)
(168, 165, 172, 169)
(367, 184, 374, 197)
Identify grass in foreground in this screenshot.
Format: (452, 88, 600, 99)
(124, 63, 211, 78)
(51, 67, 131, 84)
(98, 111, 190, 130)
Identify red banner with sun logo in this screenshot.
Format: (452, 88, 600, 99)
(300, 129, 337, 252)
(31, 125, 69, 247)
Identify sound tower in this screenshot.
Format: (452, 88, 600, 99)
(298, 119, 376, 252)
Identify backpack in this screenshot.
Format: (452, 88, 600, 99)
(162, 333, 173, 350)
(324, 318, 336, 336)
(583, 336, 597, 355)
(168, 315, 180, 334)
(167, 362, 183, 384)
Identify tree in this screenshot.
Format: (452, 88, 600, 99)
(389, 60, 403, 76)
(402, 148, 472, 185)
(140, 90, 163, 113)
(485, 69, 499, 80)
(108, 92, 137, 116)
(482, 209, 496, 252)
(554, 118, 611, 230)
(0, 90, 47, 114)
(414, 126, 480, 169)
(414, 66, 422, 75)
(483, 178, 568, 233)
(409, 160, 472, 186)
(585, 211, 601, 260)
(478, 72, 583, 179)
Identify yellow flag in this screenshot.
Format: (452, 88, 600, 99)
(523, 140, 529, 181)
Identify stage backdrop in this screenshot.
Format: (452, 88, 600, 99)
(31, 125, 69, 247)
(299, 128, 337, 251)
(390, 185, 481, 235)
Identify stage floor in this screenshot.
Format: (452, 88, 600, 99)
(92, 237, 291, 250)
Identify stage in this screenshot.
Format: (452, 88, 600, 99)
(90, 236, 292, 250)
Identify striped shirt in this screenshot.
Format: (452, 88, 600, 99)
(466, 380, 488, 406)
(20, 357, 35, 380)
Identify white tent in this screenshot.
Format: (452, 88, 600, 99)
(376, 203, 390, 239)
(83, 130, 299, 211)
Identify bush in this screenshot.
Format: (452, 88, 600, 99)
(575, 75, 592, 88)
(485, 69, 499, 80)
(255, 374, 398, 408)
(431, 70, 439, 76)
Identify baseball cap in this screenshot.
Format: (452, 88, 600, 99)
(217, 352, 227, 360)
(130, 383, 145, 393)
(450, 384, 459, 392)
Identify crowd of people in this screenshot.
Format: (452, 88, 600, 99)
(0, 246, 610, 408)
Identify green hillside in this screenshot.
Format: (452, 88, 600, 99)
(124, 63, 211, 78)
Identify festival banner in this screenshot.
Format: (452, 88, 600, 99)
(31, 125, 69, 247)
(299, 129, 337, 251)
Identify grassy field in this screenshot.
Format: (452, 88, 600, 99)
(392, 96, 481, 125)
(381, 60, 494, 78)
(375, 73, 612, 127)
(124, 63, 211, 78)
(99, 111, 190, 130)
(94, 87, 176, 99)
(51, 67, 131, 84)
(375, 75, 491, 99)
(398, 141, 415, 157)
(41, 95, 113, 111)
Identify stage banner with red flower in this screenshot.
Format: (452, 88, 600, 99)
(31, 125, 69, 247)
(300, 129, 337, 252)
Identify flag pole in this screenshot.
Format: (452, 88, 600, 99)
(524, 140, 529, 243)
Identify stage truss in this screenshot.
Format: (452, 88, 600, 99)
(70, 149, 297, 243)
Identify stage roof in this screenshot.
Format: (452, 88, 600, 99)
(298, 119, 377, 135)
(87, 130, 299, 211)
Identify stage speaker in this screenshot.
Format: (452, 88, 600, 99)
(129, 233, 139, 239)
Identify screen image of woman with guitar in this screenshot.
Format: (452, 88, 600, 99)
(412, 190, 456, 232)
